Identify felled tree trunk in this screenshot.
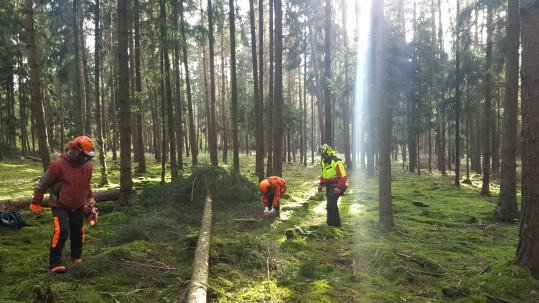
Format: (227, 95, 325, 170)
(0, 188, 122, 209)
(187, 193, 213, 303)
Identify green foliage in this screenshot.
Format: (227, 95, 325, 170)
(221, 234, 267, 268)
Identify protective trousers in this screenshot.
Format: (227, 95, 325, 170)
(49, 207, 85, 269)
(326, 186, 341, 227)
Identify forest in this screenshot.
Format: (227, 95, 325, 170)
(1, 0, 539, 302)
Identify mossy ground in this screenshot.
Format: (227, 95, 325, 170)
(1, 155, 538, 302)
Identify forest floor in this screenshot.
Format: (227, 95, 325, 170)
(1, 154, 539, 303)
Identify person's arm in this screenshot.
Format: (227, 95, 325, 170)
(272, 184, 282, 207)
(335, 162, 348, 189)
(86, 166, 94, 200)
(31, 163, 58, 205)
(262, 194, 269, 207)
(30, 163, 58, 212)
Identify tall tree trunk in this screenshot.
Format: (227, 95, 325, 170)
(308, 12, 325, 144)
(80, 13, 91, 136)
(229, 0, 239, 172)
(465, 81, 471, 182)
(160, 47, 168, 184)
(266, 0, 275, 176)
(181, 0, 198, 165)
(259, 0, 265, 164)
(130, 23, 138, 163)
(496, 0, 520, 222)
(208, 0, 218, 166)
(134, 0, 146, 173)
(341, 0, 351, 168)
(24, 0, 51, 171)
(173, 0, 184, 171)
(374, 0, 392, 227)
(95, 0, 109, 185)
(515, 0, 539, 279)
(117, 0, 134, 205)
(454, 0, 461, 188)
(249, 0, 264, 180)
(272, 0, 283, 177)
(220, 32, 228, 164)
(73, 0, 84, 135)
(161, 0, 178, 179)
(323, 0, 333, 146)
(481, 3, 493, 197)
(303, 30, 308, 166)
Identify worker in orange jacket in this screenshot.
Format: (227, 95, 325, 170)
(29, 136, 98, 274)
(259, 176, 287, 219)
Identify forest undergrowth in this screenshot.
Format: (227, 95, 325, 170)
(1, 155, 539, 303)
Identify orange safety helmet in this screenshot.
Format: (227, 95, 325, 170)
(259, 179, 271, 195)
(69, 136, 96, 157)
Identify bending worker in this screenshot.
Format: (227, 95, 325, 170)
(259, 176, 287, 219)
(30, 136, 98, 274)
(318, 144, 348, 227)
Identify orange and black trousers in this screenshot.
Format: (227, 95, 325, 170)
(50, 207, 85, 269)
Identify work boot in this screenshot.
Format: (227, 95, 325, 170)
(72, 258, 82, 265)
(50, 265, 66, 274)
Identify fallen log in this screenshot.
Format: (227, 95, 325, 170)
(0, 188, 122, 209)
(187, 192, 213, 303)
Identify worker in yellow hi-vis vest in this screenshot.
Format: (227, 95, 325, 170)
(318, 144, 348, 227)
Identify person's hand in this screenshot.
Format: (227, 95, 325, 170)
(87, 197, 96, 206)
(334, 187, 342, 196)
(263, 207, 269, 214)
(29, 203, 44, 213)
(318, 183, 323, 193)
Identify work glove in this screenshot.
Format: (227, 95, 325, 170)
(318, 183, 323, 193)
(29, 203, 44, 213)
(334, 187, 342, 196)
(263, 207, 269, 214)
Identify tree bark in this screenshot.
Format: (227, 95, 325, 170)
(323, 0, 333, 146)
(229, 0, 239, 172)
(24, 0, 51, 171)
(258, 0, 264, 165)
(73, 0, 84, 135)
(272, 0, 283, 177)
(496, 0, 519, 222)
(249, 0, 264, 180)
(95, 0, 109, 186)
(342, 0, 351, 168)
(374, 0, 393, 227)
(208, 0, 219, 166)
(454, 0, 461, 188)
(173, 0, 184, 171)
(514, 0, 539, 279)
(180, 0, 198, 166)
(117, 0, 134, 205)
(266, 0, 275, 176)
(161, 0, 178, 179)
(481, 3, 493, 197)
(134, 0, 147, 173)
